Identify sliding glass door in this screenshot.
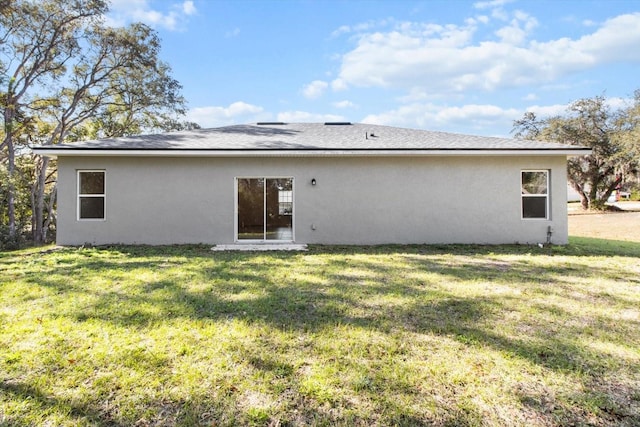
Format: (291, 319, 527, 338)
(237, 178, 293, 241)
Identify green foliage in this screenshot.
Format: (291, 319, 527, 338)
(0, 0, 190, 244)
(1, 244, 639, 425)
(615, 89, 640, 161)
(0, 155, 36, 246)
(513, 94, 640, 210)
(0, 223, 21, 249)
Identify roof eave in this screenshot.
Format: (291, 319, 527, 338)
(31, 148, 593, 158)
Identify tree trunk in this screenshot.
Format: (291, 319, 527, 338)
(30, 180, 37, 242)
(7, 138, 16, 238)
(570, 181, 590, 210)
(33, 155, 50, 245)
(42, 183, 57, 243)
(3, 106, 16, 239)
(580, 193, 589, 210)
(588, 175, 603, 210)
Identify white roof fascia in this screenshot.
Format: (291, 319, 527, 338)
(33, 148, 592, 158)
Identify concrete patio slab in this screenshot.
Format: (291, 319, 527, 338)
(211, 244, 308, 251)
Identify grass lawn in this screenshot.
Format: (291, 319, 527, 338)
(1, 237, 640, 425)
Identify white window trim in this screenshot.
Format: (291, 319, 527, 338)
(278, 189, 293, 216)
(77, 170, 106, 221)
(521, 169, 549, 220)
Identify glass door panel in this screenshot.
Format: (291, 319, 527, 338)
(237, 177, 293, 241)
(237, 178, 264, 240)
(266, 178, 293, 241)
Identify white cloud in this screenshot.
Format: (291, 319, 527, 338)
(187, 104, 356, 128)
(277, 111, 344, 123)
(524, 103, 568, 118)
(473, 0, 514, 21)
(187, 102, 265, 128)
(331, 78, 349, 91)
(605, 96, 628, 111)
(107, 0, 197, 31)
(182, 1, 196, 15)
(333, 100, 357, 109)
(225, 28, 241, 38)
(333, 12, 640, 96)
(362, 102, 521, 134)
(302, 80, 329, 99)
(473, 0, 514, 10)
(331, 25, 352, 38)
(490, 6, 510, 22)
(330, 18, 392, 38)
(495, 11, 538, 45)
(523, 93, 538, 101)
(437, 104, 520, 124)
(570, 13, 640, 62)
(524, 96, 630, 119)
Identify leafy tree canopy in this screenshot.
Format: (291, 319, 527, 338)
(513, 94, 639, 210)
(0, 0, 191, 244)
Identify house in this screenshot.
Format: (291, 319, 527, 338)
(32, 122, 591, 246)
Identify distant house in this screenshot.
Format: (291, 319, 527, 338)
(32, 122, 590, 246)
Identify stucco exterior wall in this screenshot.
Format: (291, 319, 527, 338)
(56, 155, 568, 245)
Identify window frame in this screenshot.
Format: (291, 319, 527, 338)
(77, 170, 106, 221)
(278, 189, 293, 216)
(521, 169, 549, 220)
(234, 176, 295, 242)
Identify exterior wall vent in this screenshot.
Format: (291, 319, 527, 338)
(324, 122, 352, 125)
(257, 122, 286, 125)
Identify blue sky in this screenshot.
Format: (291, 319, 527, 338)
(107, 0, 640, 137)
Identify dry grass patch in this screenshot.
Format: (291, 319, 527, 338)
(569, 203, 640, 242)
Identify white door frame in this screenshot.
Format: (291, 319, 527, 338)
(234, 176, 295, 243)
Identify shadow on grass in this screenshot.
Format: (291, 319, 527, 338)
(13, 244, 637, 374)
(3, 242, 639, 425)
(0, 380, 127, 427)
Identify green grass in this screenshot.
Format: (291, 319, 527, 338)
(1, 241, 639, 426)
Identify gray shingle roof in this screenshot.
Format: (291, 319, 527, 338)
(33, 122, 590, 153)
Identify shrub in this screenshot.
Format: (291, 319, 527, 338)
(0, 224, 23, 250)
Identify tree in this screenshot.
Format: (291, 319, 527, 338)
(0, 0, 187, 244)
(1, 0, 103, 241)
(513, 95, 638, 210)
(615, 90, 640, 164)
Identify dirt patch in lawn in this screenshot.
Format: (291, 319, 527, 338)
(568, 208, 640, 242)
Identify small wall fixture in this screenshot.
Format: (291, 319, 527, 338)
(311, 178, 317, 186)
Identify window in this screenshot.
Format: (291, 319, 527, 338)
(78, 171, 105, 220)
(521, 170, 548, 219)
(278, 189, 293, 215)
(237, 177, 293, 241)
